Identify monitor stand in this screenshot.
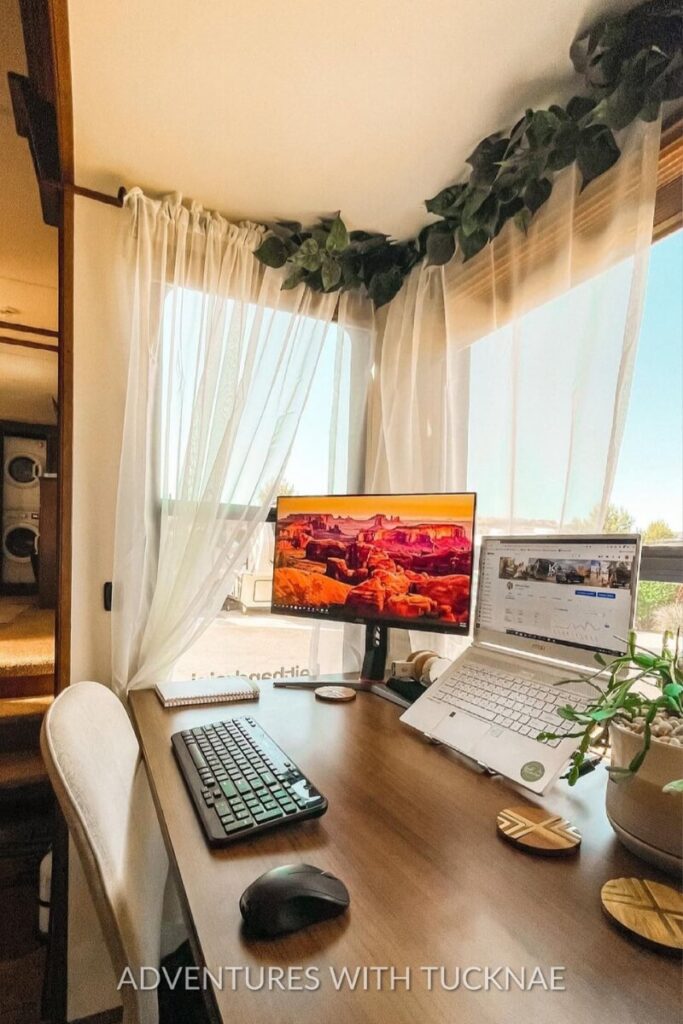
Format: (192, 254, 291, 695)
(272, 624, 410, 708)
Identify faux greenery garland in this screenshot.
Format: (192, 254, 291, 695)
(254, 0, 682, 307)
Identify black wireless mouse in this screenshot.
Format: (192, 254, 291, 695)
(240, 863, 350, 938)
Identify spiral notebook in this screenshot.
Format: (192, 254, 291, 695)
(155, 676, 260, 708)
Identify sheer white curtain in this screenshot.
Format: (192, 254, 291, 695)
(368, 117, 660, 521)
(112, 190, 342, 696)
(367, 118, 661, 654)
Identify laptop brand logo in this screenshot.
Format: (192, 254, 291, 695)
(520, 761, 545, 783)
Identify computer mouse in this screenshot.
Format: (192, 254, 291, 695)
(240, 863, 350, 938)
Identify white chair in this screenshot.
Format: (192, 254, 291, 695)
(41, 681, 190, 1024)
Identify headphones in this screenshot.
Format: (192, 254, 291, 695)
(406, 649, 441, 686)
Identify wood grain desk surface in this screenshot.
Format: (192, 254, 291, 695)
(129, 685, 680, 1024)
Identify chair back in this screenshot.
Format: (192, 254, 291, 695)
(41, 681, 170, 1024)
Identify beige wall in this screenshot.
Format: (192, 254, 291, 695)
(0, 342, 57, 424)
(68, 196, 128, 1021)
(0, 0, 58, 331)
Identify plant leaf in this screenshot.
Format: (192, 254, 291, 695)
(254, 235, 289, 269)
(425, 184, 467, 217)
(292, 237, 322, 271)
(577, 125, 620, 189)
(523, 177, 552, 214)
(281, 266, 306, 290)
(466, 134, 509, 187)
(276, 220, 303, 234)
(321, 255, 342, 290)
(367, 266, 405, 308)
(425, 227, 456, 266)
(566, 95, 598, 122)
(326, 214, 349, 253)
(457, 227, 489, 261)
(663, 779, 683, 794)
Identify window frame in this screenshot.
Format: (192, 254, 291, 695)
(640, 545, 683, 584)
(638, 119, 683, 585)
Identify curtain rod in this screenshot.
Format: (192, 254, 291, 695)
(45, 180, 126, 208)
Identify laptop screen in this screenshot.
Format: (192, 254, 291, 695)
(475, 536, 639, 660)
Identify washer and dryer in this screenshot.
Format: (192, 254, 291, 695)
(3, 435, 46, 511)
(1, 509, 39, 584)
(1, 434, 47, 588)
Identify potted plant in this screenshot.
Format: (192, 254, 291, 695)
(538, 629, 683, 876)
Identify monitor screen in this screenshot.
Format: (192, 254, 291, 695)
(476, 536, 640, 657)
(271, 493, 477, 634)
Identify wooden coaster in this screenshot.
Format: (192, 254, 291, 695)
(497, 805, 581, 856)
(601, 878, 683, 953)
(314, 686, 357, 703)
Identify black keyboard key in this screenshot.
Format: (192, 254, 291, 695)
(223, 818, 253, 835)
(214, 798, 231, 817)
(220, 780, 237, 799)
(235, 779, 252, 794)
(253, 807, 284, 823)
(188, 744, 208, 771)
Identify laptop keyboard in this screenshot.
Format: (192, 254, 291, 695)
(429, 663, 588, 747)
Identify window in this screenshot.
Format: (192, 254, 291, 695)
(610, 230, 682, 543)
(166, 293, 371, 682)
(600, 229, 683, 641)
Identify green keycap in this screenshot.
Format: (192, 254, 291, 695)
(253, 807, 284, 823)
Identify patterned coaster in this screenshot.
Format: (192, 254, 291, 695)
(497, 805, 581, 856)
(314, 686, 357, 703)
(601, 878, 683, 952)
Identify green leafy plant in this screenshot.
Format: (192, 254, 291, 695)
(254, 214, 420, 307)
(254, 0, 682, 306)
(538, 628, 683, 791)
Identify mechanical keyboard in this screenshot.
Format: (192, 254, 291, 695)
(428, 662, 589, 747)
(172, 716, 327, 846)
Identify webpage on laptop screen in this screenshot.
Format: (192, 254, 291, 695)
(477, 538, 637, 657)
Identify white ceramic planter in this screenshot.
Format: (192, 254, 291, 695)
(606, 720, 683, 877)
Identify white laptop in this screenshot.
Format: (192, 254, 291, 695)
(401, 534, 640, 794)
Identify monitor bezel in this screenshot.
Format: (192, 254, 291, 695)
(270, 491, 478, 636)
(473, 533, 641, 669)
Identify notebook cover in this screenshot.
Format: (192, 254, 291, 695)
(155, 676, 259, 708)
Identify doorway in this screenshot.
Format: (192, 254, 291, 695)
(0, 1, 62, 1021)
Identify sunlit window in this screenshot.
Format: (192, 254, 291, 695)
(164, 291, 369, 680)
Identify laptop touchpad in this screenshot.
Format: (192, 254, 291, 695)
(432, 711, 490, 756)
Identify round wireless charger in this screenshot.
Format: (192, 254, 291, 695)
(496, 805, 582, 856)
(601, 878, 683, 953)
(314, 685, 357, 703)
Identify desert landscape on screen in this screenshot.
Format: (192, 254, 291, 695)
(273, 495, 475, 626)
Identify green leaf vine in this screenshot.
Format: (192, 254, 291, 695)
(255, 0, 683, 306)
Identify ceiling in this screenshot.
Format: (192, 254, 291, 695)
(0, 0, 58, 336)
(68, 1, 639, 239)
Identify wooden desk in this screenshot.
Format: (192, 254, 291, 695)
(129, 686, 680, 1024)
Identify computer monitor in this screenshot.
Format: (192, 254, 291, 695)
(475, 534, 640, 669)
(271, 492, 477, 680)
